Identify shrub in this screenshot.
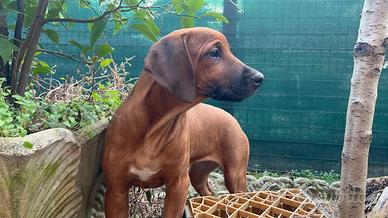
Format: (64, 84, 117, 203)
(0, 78, 129, 137)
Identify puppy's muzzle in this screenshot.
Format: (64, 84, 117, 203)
(209, 67, 264, 102)
(246, 67, 264, 88)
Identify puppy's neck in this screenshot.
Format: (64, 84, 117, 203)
(117, 72, 203, 146)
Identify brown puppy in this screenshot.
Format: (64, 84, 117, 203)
(103, 27, 263, 218)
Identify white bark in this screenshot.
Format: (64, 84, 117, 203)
(339, 0, 388, 217)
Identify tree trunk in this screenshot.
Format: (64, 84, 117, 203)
(339, 0, 388, 217)
(15, 0, 48, 95)
(0, 0, 10, 84)
(8, 0, 24, 90)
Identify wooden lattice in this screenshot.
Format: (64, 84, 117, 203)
(186, 189, 326, 218)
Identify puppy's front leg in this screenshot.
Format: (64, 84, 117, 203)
(164, 173, 190, 218)
(104, 185, 129, 218)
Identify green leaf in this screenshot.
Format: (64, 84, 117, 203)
(66, 21, 74, 29)
(23, 141, 33, 149)
(24, 6, 38, 27)
(88, 23, 94, 31)
(180, 17, 194, 28)
(113, 21, 122, 35)
(47, 8, 61, 19)
(69, 40, 90, 56)
(63, 120, 71, 127)
(68, 40, 84, 50)
(106, 3, 116, 10)
(19, 129, 27, 137)
(130, 23, 158, 42)
(6, 1, 17, 10)
(60, 3, 68, 14)
(188, 0, 205, 13)
(32, 61, 53, 75)
(80, 0, 91, 8)
(100, 58, 112, 68)
(90, 18, 108, 46)
(0, 8, 17, 16)
(38, 61, 49, 67)
(200, 12, 229, 23)
(124, 0, 138, 5)
(146, 190, 152, 203)
(143, 17, 160, 36)
(134, 9, 147, 20)
(0, 37, 14, 62)
(172, 0, 183, 13)
(97, 44, 114, 57)
(7, 24, 16, 30)
(43, 29, 59, 44)
(81, 46, 90, 56)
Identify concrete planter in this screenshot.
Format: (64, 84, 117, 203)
(0, 119, 108, 218)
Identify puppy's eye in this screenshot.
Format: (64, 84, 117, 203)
(208, 48, 221, 58)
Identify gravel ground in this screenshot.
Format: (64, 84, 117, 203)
(89, 173, 387, 217)
(125, 172, 341, 217)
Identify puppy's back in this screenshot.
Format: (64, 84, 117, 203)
(187, 103, 249, 163)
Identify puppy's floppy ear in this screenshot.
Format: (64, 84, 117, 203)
(144, 33, 196, 102)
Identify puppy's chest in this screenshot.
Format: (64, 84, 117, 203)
(126, 158, 163, 188)
(126, 147, 188, 187)
(125, 133, 190, 185)
(127, 152, 162, 181)
(129, 166, 160, 181)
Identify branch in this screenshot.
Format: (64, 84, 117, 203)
(9, 0, 24, 91)
(43, 0, 170, 24)
(16, 0, 49, 95)
(43, 6, 121, 24)
(37, 49, 92, 65)
(227, 0, 243, 13)
(13, 0, 24, 46)
(167, 13, 199, 19)
(80, 0, 100, 16)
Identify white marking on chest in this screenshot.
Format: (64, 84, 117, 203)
(129, 167, 159, 181)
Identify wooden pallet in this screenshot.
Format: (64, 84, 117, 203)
(186, 189, 326, 218)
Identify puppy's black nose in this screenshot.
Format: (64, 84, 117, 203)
(251, 71, 264, 85)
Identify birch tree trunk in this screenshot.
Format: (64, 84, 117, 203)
(339, 0, 388, 217)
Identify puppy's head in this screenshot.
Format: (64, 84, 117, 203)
(144, 27, 263, 102)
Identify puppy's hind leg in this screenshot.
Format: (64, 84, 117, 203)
(189, 161, 218, 196)
(224, 166, 248, 194)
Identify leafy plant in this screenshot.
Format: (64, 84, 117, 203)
(0, 0, 229, 96)
(0, 84, 124, 137)
(13, 89, 39, 136)
(252, 171, 281, 178)
(251, 169, 340, 184)
(0, 79, 18, 137)
(172, 0, 228, 28)
(290, 169, 340, 184)
(0, 57, 131, 138)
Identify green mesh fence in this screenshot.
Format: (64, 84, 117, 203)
(41, 0, 388, 176)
